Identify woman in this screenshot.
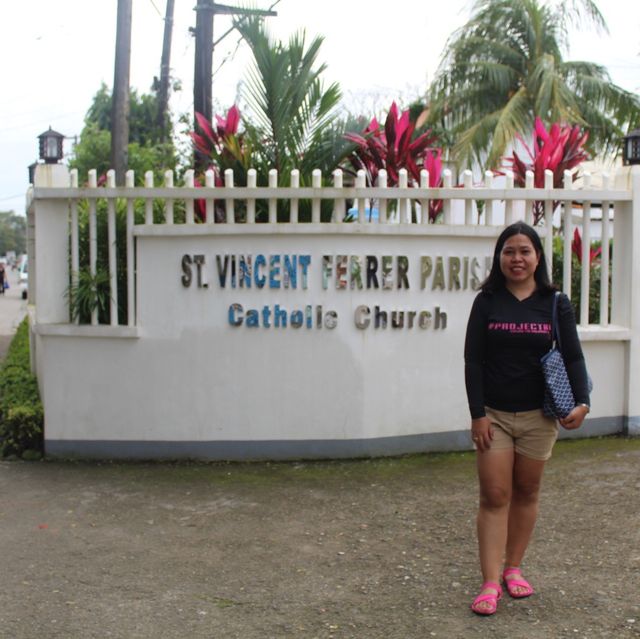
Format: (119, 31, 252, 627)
(464, 222, 590, 615)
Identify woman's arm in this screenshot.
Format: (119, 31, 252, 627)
(556, 293, 591, 429)
(556, 293, 590, 406)
(464, 294, 489, 419)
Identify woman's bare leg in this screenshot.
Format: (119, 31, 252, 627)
(474, 447, 514, 611)
(504, 453, 546, 594)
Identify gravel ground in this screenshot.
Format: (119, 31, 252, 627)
(0, 436, 638, 639)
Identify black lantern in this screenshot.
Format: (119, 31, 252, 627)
(38, 127, 64, 164)
(623, 127, 640, 166)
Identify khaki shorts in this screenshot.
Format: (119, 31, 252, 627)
(484, 406, 558, 461)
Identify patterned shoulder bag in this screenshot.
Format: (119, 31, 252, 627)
(541, 292, 579, 418)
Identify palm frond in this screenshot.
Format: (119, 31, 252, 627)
(234, 16, 344, 178)
(487, 86, 530, 168)
(553, 0, 608, 49)
(453, 110, 501, 169)
(428, 0, 627, 167)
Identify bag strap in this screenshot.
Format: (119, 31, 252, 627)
(551, 291, 563, 351)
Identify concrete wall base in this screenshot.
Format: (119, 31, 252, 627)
(45, 416, 623, 461)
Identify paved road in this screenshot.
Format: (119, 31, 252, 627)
(0, 267, 28, 360)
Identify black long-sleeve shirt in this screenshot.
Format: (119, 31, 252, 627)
(464, 288, 590, 419)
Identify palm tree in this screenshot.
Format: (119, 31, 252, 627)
(234, 17, 352, 182)
(428, 0, 640, 169)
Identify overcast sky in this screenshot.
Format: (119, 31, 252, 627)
(1, 0, 638, 216)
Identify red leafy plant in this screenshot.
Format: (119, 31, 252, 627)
(571, 227, 601, 264)
(191, 106, 244, 173)
(190, 106, 252, 221)
(344, 102, 444, 221)
(503, 117, 589, 224)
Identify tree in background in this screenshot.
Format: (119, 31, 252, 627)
(70, 83, 177, 183)
(428, 0, 640, 169)
(67, 84, 179, 324)
(0, 212, 26, 256)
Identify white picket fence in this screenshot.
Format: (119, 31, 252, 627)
(30, 165, 628, 332)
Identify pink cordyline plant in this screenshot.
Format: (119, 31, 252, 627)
(344, 102, 443, 221)
(191, 106, 241, 162)
(571, 227, 601, 265)
(190, 106, 247, 221)
(503, 117, 589, 225)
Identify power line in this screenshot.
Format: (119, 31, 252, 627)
(147, 0, 163, 18)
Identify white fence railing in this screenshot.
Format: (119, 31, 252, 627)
(31, 165, 631, 333)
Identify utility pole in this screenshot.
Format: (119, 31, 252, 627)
(193, 0, 215, 127)
(111, 0, 133, 186)
(156, 0, 176, 141)
(192, 2, 277, 127)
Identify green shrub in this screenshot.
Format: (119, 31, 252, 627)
(2, 406, 43, 459)
(0, 319, 43, 459)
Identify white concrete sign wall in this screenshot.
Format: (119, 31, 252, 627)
(41, 231, 510, 459)
(139, 233, 491, 436)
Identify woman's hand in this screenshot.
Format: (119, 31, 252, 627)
(559, 404, 589, 430)
(471, 416, 493, 452)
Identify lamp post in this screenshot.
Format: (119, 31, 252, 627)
(623, 127, 640, 166)
(38, 127, 65, 164)
(29, 127, 65, 183)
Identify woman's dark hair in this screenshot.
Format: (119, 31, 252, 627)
(481, 222, 556, 294)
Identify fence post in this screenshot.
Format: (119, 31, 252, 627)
(33, 164, 70, 324)
(613, 165, 640, 435)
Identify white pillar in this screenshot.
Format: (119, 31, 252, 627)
(33, 164, 70, 324)
(26, 192, 36, 305)
(613, 165, 640, 435)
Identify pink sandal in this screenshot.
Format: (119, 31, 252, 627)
(502, 567, 534, 598)
(471, 581, 502, 615)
